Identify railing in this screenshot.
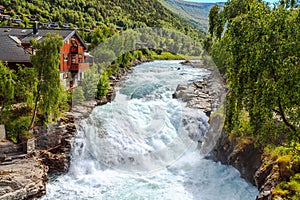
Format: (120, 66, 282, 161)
(70, 46, 78, 53)
(70, 63, 90, 71)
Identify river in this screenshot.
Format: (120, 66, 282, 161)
(42, 60, 258, 200)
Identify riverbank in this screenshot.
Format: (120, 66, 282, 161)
(178, 61, 287, 199)
(0, 59, 261, 199)
(0, 56, 155, 199)
(0, 101, 97, 200)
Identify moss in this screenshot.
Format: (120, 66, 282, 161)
(235, 136, 253, 150)
(277, 155, 295, 180)
(273, 173, 300, 199)
(264, 144, 300, 180)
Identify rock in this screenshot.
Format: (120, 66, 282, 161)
(0, 141, 23, 155)
(211, 130, 284, 200)
(173, 71, 225, 115)
(255, 157, 282, 200)
(211, 131, 262, 185)
(0, 157, 48, 200)
(0, 125, 5, 140)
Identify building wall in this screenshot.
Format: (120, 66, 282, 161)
(59, 34, 87, 89)
(60, 36, 85, 72)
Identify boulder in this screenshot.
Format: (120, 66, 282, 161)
(173, 71, 225, 115)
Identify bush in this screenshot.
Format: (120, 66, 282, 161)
(72, 87, 85, 105)
(6, 116, 31, 143)
(96, 70, 110, 98)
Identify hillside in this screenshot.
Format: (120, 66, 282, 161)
(159, 0, 224, 31)
(0, 0, 205, 40)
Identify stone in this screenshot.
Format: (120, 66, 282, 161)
(211, 130, 262, 185)
(0, 125, 5, 140)
(26, 138, 36, 154)
(0, 158, 48, 200)
(173, 71, 225, 114)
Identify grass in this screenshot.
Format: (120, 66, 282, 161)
(149, 51, 184, 60)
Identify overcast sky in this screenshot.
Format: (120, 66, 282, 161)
(185, 0, 278, 3)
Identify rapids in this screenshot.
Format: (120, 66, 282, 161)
(42, 60, 257, 200)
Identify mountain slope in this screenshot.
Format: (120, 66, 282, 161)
(0, 0, 204, 39)
(160, 0, 224, 30)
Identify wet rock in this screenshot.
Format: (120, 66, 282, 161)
(211, 130, 263, 185)
(211, 130, 284, 200)
(173, 70, 225, 116)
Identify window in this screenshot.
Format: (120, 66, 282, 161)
(71, 37, 78, 47)
(78, 55, 82, 63)
(71, 55, 76, 63)
(64, 56, 68, 62)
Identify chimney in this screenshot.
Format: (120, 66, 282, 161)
(33, 21, 38, 34)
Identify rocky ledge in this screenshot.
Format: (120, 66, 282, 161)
(174, 62, 281, 199)
(0, 157, 48, 200)
(0, 101, 96, 200)
(173, 68, 225, 116)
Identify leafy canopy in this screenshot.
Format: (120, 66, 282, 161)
(208, 0, 300, 144)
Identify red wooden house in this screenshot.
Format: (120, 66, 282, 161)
(0, 25, 92, 89)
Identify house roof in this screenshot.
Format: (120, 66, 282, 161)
(0, 28, 31, 62)
(0, 27, 87, 63)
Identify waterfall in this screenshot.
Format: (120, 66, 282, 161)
(42, 60, 257, 200)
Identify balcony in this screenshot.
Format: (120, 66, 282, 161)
(70, 63, 90, 71)
(70, 46, 78, 53)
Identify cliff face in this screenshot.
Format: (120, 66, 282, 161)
(211, 130, 282, 200)
(211, 131, 262, 184)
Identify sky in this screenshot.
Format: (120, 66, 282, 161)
(185, 0, 278, 3)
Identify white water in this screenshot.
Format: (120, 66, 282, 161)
(42, 60, 257, 200)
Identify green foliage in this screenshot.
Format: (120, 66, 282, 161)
(208, 4, 220, 37)
(0, 61, 16, 112)
(6, 116, 31, 143)
(96, 70, 110, 98)
(150, 51, 183, 60)
(15, 66, 38, 107)
(0, 62, 38, 142)
(121, 52, 134, 67)
(134, 50, 143, 61)
(270, 144, 300, 199)
(273, 173, 300, 200)
(0, 0, 204, 41)
(141, 48, 151, 57)
(209, 0, 300, 144)
(30, 33, 64, 127)
(72, 87, 85, 105)
(90, 24, 115, 49)
(81, 64, 99, 100)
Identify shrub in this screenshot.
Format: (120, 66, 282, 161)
(72, 87, 85, 105)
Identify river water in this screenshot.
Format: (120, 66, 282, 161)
(42, 60, 257, 200)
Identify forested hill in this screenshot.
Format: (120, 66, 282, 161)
(159, 0, 224, 31)
(0, 0, 204, 39)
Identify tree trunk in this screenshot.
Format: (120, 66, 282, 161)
(29, 90, 40, 129)
(276, 97, 296, 132)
